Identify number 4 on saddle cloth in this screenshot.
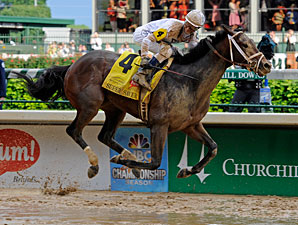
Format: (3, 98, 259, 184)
(102, 51, 173, 104)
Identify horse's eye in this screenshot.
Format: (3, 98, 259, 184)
(242, 43, 248, 48)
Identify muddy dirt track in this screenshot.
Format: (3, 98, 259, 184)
(0, 188, 298, 225)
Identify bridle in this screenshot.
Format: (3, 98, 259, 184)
(206, 31, 265, 74)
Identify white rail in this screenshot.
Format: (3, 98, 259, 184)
(0, 110, 297, 126)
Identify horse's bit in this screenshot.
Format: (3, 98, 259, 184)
(206, 31, 265, 74)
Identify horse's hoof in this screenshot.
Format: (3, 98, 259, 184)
(176, 168, 192, 178)
(88, 165, 99, 178)
(132, 168, 141, 179)
(110, 155, 120, 164)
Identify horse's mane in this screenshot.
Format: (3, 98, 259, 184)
(174, 30, 227, 65)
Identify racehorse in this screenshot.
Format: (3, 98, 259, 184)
(16, 25, 271, 179)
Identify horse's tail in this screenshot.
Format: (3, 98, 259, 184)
(13, 65, 71, 101)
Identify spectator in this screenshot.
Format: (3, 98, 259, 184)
(260, 0, 271, 31)
(105, 42, 115, 52)
(150, 0, 163, 21)
(90, 32, 103, 50)
(69, 40, 76, 57)
(9, 40, 16, 46)
(178, 0, 189, 21)
(169, 1, 178, 19)
(57, 42, 70, 58)
(208, 0, 223, 29)
(285, 4, 298, 31)
(107, 0, 117, 32)
(229, 0, 241, 27)
(269, 30, 279, 44)
(160, 0, 169, 19)
(271, 6, 285, 31)
(128, 10, 140, 33)
(0, 59, 6, 110)
(118, 42, 134, 54)
(125, 42, 134, 53)
(240, 7, 249, 31)
(78, 44, 88, 55)
(178, 0, 189, 6)
(269, 30, 279, 52)
(284, 29, 296, 52)
(258, 32, 277, 60)
(116, 0, 129, 32)
(47, 41, 58, 57)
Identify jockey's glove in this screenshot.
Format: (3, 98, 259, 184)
(140, 56, 151, 68)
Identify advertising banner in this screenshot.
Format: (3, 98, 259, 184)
(222, 69, 265, 80)
(0, 125, 110, 190)
(110, 127, 168, 192)
(168, 127, 298, 196)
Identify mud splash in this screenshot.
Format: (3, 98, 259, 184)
(42, 185, 77, 196)
(41, 176, 78, 196)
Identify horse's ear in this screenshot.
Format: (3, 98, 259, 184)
(221, 24, 235, 36)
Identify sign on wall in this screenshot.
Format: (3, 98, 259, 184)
(0, 126, 110, 190)
(110, 127, 168, 192)
(168, 128, 298, 196)
(222, 69, 265, 80)
(0, 129, 40, 176)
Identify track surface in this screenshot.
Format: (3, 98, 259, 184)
(0, 188, 297, 225)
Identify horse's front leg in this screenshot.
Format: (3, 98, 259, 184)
(111, 124, 168, 170)
(177, 122, 218, 178)
(99, 108, 141, 178)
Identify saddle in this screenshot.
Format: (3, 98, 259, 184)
(102, 51, 173, 122)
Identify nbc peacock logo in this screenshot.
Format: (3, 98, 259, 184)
(128, 134, 150, 149)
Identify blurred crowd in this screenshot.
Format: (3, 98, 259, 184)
(46, 35, 136, 57)
(150, 0, 190, 21)
(103, 0, 298, 33)
(106, 0, 140, 33)
(47, 40, 88, 58)
(205, 0, 298, 32)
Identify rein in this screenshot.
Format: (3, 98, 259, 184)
(206, 32, 264, 74)
(135, 63, 201, 81)
(147, 64, 201, 81)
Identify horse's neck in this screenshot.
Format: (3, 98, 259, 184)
(194, 39, 230, 91)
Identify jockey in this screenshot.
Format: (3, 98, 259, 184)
(132, 9, 206, 90)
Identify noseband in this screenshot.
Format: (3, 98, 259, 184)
(206, 31, 265, 74)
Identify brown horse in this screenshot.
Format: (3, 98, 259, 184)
(16, 25, 271, 179)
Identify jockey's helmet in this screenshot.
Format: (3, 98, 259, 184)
(185, 10, 205, 28)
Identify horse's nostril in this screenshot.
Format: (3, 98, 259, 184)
(264, 63, 271, 70)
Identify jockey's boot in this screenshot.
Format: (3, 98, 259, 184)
(132, 56, 160, 91)
(132, 68, 153, 91)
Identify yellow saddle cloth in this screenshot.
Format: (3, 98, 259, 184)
(102, 51, 173, 102)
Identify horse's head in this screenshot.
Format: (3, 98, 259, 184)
(222, 25, 271, 76)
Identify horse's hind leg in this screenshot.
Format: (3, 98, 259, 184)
(100, 107, 140, 177)
(66, 108, 100, 178)
(177, 122, 218, 178)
